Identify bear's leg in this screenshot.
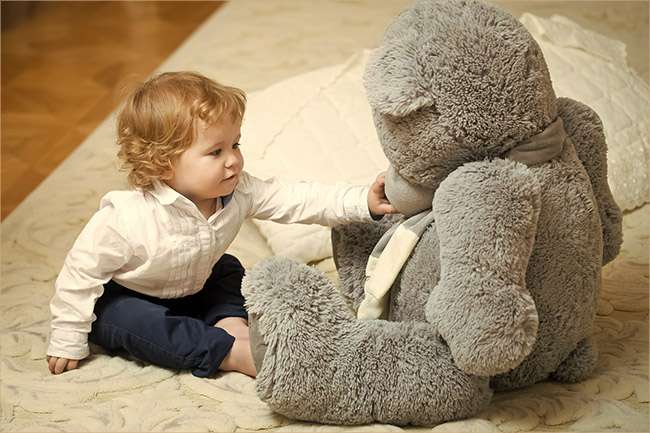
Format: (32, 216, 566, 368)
(243, 257, 492, 426)
(551, 337, 598, 383)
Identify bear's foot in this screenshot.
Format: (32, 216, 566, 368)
(551, 337, 598, 383)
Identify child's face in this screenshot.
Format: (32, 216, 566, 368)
(166, 118, 244, 206)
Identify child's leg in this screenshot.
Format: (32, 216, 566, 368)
(89, 282, 237, 378)
(178, 254, 255, 376)
(196, 253, 248, 325)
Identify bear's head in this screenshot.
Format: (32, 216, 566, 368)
(364, 0, 557, 215)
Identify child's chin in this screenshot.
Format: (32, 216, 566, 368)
(219, 182, 238, 196)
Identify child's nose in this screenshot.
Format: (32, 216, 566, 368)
(225, 153, 239, 169)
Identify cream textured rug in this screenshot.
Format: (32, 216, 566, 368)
(1, 1, 648, 431)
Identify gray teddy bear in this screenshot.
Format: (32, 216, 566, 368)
(242, 0, 622, 426)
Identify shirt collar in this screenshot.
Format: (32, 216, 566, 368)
(149, 180, 235, 209)
(149, 180, 188, 206)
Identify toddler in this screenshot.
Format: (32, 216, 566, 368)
(47, 71, 395, 378)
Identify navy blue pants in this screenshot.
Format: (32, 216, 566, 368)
(89, 254, 247, 378)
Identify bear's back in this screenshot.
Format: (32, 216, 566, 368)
(492, 141, 603, 389)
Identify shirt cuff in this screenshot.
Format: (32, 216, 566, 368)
(47, 328, 90, 360)
(343, 185, 373, 221)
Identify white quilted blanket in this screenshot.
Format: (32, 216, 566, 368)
(243, 51, 388, 263)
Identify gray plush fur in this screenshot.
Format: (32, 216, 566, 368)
(243, 258, 492, 426)
(365, 0, 557, 189)
(426, 158, 542, 377)
(242, 0, 622, 425)
(556, 97, 623, 265)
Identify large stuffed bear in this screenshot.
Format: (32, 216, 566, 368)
(242, 0, 622, 426)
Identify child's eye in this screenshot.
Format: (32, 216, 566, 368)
(210, 149, 222, 157)
(233, 142, 241, 149)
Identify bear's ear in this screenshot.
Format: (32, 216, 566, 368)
(363, 41, 435, 118)
(363, 8, 435, 118)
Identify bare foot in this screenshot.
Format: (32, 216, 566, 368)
(215, 317, 256, 377)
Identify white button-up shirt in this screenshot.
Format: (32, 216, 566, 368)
(48, 171, 372, 360)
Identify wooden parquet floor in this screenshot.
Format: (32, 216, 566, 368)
(1, 1, 223, 220)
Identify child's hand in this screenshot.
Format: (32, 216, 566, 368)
(368, 172, 397, 217)
(47, 355, 82, 374)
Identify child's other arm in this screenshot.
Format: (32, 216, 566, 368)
(48, 204, 133, 373)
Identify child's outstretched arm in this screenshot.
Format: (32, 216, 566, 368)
(241, 171, 396, 226)
(47, 203, 133, 374)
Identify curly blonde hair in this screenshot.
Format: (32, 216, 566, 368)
(116, 71, 246, 189)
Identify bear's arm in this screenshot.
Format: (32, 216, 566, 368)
(557, 97, 623, 265)
(427, 159, 541, 376)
